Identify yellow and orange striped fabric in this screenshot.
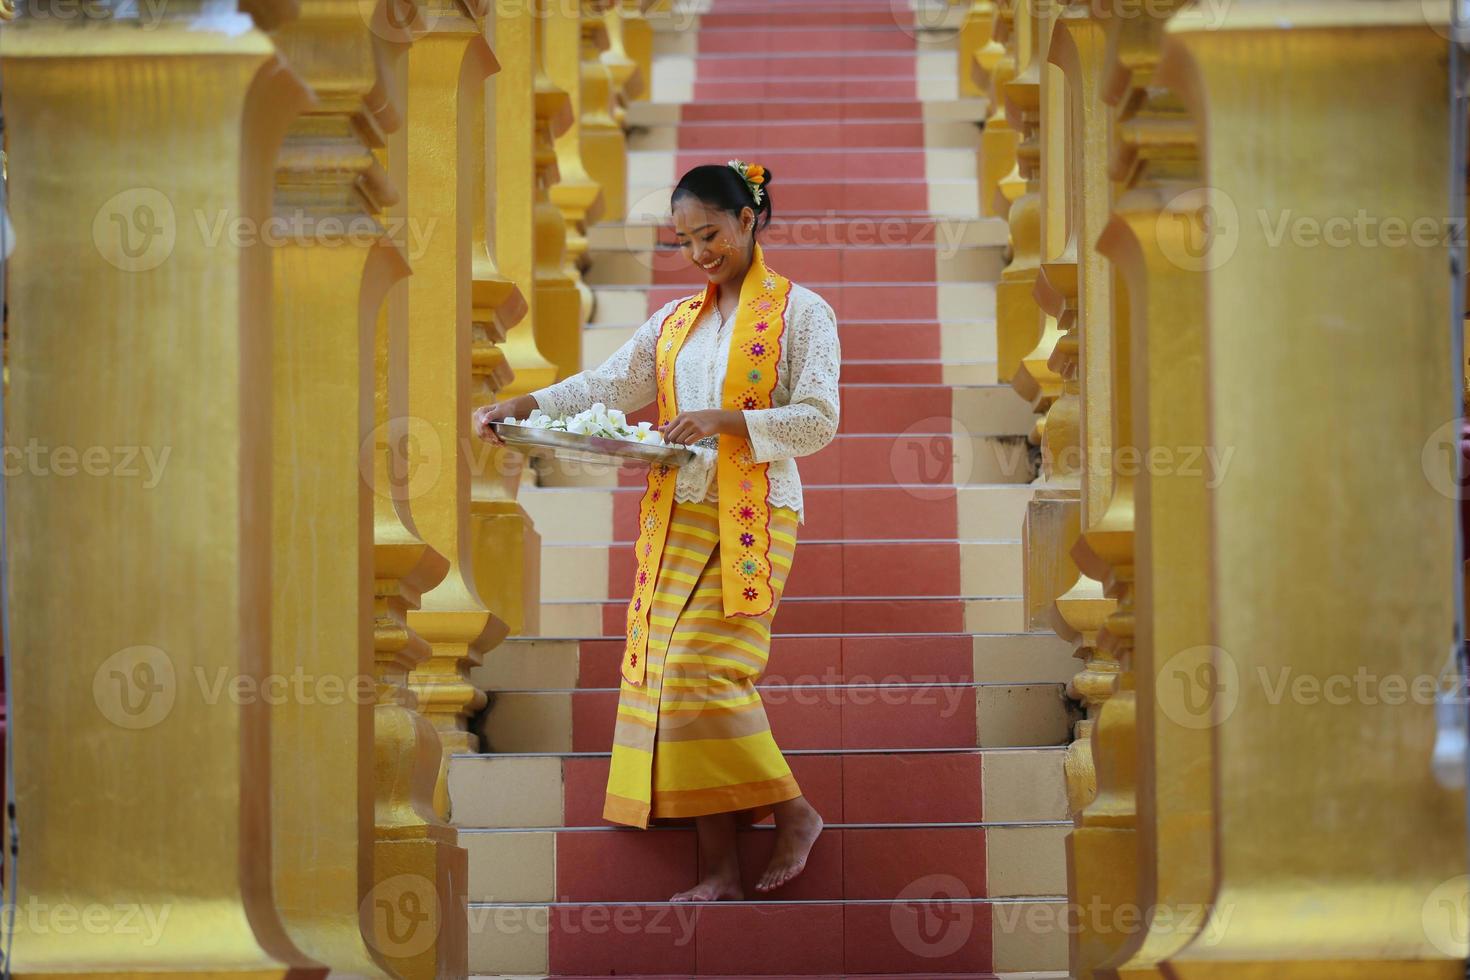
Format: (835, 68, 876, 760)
(604, 496, 802, 829)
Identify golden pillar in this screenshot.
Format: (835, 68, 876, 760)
(578, 0, 628, 222)
(1161, 4, 1465, 976)
(371, 491, 468, 980)
(601, 0, 645, 125)
(497, 0, 582, 384)
(1006, 0, 1064, 419)
(0, 12, 321, 975)
(1041, 3, 1126, 977)
(365, 11, 471, 978)
(546, 0, 608, 321)
(268, 2, 406, 973)
(958, 0, 994, 98)
(471, 9, 541, 639)
(978, 1, 1019, 220)
(616, 0, 654, 104)
(401, 0, 507, 818)
(1094, 37, 1213, 980)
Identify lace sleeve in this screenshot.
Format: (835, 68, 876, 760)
(742, 294, 842, 464)
(528, 301, 672, 419)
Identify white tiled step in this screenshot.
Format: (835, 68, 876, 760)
(587, 216, 1010, 251)
(465, 681, 1071, 755)
(534, 595, 1028, 636)
(447, 745, 1071, 830)
(583, 245, 1006, 287)
(581, 317, 1001, 372)
(539, 540, 1025, 600)
(520, 483, 1041, 543)
(475, 632, 1078, 693)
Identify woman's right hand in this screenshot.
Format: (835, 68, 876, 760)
(473, 396, 537, 445)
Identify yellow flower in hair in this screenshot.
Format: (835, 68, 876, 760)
(727, 158, 766, 204)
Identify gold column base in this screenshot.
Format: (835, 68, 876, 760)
(471, 500, 543, 637)
(1021, 489, 1083, 631)
(408, 599, 504, 818)
(371, 836, 468, 980)
(1068, 824, 1140, 980)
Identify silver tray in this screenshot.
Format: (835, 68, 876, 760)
(492, 421, 695, 468)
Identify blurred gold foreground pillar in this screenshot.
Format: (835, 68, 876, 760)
(268, 2, 405, 974)
(367, 7, 471, 977)
(0, 14, 322, 976)
(1090, 5, 1214, 977)
(497, 0, 582, 384)
(1162, 5, 1464, 976)
(404, 0, 507, 819)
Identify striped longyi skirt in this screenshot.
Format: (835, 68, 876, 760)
(603, 496, 802, 829)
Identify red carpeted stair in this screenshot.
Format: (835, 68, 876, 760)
(453, 1, 1074, 976)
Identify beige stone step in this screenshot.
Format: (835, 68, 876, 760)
(580, 316, 1000, 369)
(587, 215, 1010, 251)
(472, 632, 1077, 694)
(587, 281, 996, 326)
(463, 897, 1068, 977)
(533, 594, 1028, 637)
(517, 482, 1041, 544)
(464, 681, 1069, 755)
(524, 432, 1035, 489)
(539, 539, 1023, 601)
(629, 118, 984, 152)
(583, 243, 1007, 287)
(447, 746, 1071, 830)
(624, 97, 990, 129)
(457, 820, 1067, 903)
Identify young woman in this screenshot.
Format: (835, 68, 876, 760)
(473, 161, 841, 901)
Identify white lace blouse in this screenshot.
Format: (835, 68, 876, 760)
(529, 283, 842, 524)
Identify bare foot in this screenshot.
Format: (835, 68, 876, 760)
(670, 872, 743, 903)
(755, 798, 823, 893)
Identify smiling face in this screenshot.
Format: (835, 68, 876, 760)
(672, 196, 755, 289)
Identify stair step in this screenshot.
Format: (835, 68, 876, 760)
(520, 485, 1038, 543)
(539, 540, 1023, 601)
(528, 432, 1036, 492)
(467, 897, 1050, 975)
(591, 280, 985, 323)
(588, 217, 1008, 250)
(462, 823, 1067, 903)
(584, 245, 1004, 287)
(581, 320, 1003, 375)
(470, 682, 1071, 755)
(629, 97, 986, 124)
(696, 26, 921, 52)
(474, 633, 1079, 691)
(534, 594, 1028, 636)
(448, 747, 1069, 829)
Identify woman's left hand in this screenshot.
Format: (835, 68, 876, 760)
(659, 409, 732, 446)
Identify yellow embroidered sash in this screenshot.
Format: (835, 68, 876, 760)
(621, 243, 793, 685)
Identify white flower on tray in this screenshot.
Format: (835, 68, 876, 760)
(499, 405, 665, 445)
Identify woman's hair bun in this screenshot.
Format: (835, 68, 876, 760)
(671, 162, 775, 235)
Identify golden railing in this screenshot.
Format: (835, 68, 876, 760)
(0, 0, 632, 973)
(983, 0, 1469, 976)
